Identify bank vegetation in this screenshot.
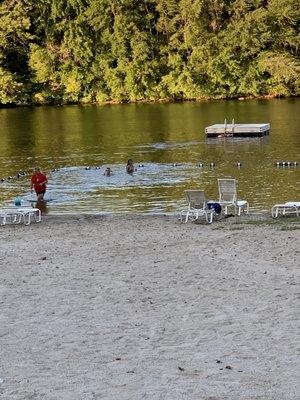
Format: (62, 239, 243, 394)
(0, 0, 299, 106)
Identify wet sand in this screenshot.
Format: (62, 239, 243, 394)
(0, 215, 299, 399)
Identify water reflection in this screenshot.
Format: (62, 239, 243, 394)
(0, 99, 299, 214)
(32, 199, 49, 215)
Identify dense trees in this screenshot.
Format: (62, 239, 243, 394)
(0, 0, 299, 105)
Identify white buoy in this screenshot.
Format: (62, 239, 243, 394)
(237, 162, 242, 167)
(198, 163, 204, 167)
(294, 161, 298, 166)
(210, 163, 215, 167)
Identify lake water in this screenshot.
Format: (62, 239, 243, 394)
(0, 99, 299, 214)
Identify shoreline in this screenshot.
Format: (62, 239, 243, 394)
(1, 94, 299, 109)
(5, 211, 300, 226)
(1, 215, 299, 399)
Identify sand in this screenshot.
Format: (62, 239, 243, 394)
(0, 215, 299, 400)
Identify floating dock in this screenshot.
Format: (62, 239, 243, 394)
(205, 123, 270, 138)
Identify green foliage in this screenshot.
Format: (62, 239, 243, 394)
(257, 52, 300, 96)
(0, 0, 299, 105)
(0, 67, 24, 104)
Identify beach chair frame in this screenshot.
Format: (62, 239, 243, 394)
(18, 208, 42, 225)
(218, 178, 249, 216)
(271, 202, 300, 218)
(180, 190, 215, 224)
(0, 209, 23, 225)
(0, 207, 41, 226)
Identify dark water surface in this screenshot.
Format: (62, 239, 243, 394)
(0, 99, 299, 214)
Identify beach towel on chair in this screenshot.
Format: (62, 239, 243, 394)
(207, 202, 222, 214)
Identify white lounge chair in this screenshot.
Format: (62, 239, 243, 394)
(180, 190, 215, 224)
(0, 207, 41, 225)
(271, 202, 300, 218)
(0, 209, 22, 225)
(218, 178, 249, 216)
(17, 207, 41, 225)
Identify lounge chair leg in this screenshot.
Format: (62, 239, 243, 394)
(24, 213, 31, 225)
(13, 213, 21, 224)
(35, 210, 41, 222)
(185, 211, 189, 223)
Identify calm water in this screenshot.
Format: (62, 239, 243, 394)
(0, 99, 299, 214)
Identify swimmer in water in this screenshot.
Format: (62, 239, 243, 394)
(103, 167, 113, 176)
(126, 159, 136, 174)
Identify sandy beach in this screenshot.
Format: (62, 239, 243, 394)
(0, 215, 299, 400)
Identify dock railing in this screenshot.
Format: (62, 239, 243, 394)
(223, 119, 235, 136)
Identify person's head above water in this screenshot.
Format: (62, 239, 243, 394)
(126, 159, 135, 173)
(104, 167, 113, 176)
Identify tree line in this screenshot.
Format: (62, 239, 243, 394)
(0, 0, 299, 106)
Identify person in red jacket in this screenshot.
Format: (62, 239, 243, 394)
(31, 166, 48, 200)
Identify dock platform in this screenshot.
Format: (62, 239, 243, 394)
(205, 123, 270, 138)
